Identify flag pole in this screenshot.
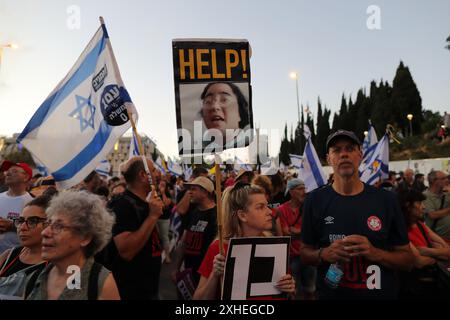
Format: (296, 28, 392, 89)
(213, 153, 225, 300)
(214, 154, 224, 256)
(99, 16, 157, 189)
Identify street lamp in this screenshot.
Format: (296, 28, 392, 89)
(0, 43, 18, 72)
(289, 72, 301, 125)
(364, 131, 368, 137)
(407, 114, 413, 137)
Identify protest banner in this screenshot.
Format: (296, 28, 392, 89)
(172, 39, 254, 156)
(222, 237, 290, 300)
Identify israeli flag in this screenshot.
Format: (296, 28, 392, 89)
(182, 164, 193, 181)
(233, 156, 252, 172)
(360, 133, 389, 185)
(95, 159, 111, 177)
(289, 154, 303, 170)
(298, 125, 327, 192)
(260, 158, 278, 176)
(128, 132, 139, 159)
(31, 154, 49, 177)
(168, 158, 183, 177)
(155, 156, 166, 174)
(169, 209, 183, 247)
(17, 22, 135, 189)
(359, 120, 378, 172)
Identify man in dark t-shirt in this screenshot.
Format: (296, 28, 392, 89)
(178, 176, 217, 285)
(300, 130, 414, 299)
(108, 156, 164, 300)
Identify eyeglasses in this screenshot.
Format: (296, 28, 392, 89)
(7, 168, 27, 175)
(44, 220, 79, 234)
(13, 216, 48, 229)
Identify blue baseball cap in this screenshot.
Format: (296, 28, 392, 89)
(285, 178, 305, 196)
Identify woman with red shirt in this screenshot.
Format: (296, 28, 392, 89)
(399, 190, 450, 265)
(398, 189, 450, 298)
(193, 182, 296, 300)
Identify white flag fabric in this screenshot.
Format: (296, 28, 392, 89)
(260, 158, 278, 176)
(233, 156, 252, 172)
(359, 120, 378, 172)
(298, 135, 327, 192)
(289, 154, 303, 170)
(360, 133, 389, 185)
(183, 164, 193, 181)
(168, 158, 183, 177)
(31, 154, 49, 177)
(95, 159, 111, 177)
(17, 23, 135, 189)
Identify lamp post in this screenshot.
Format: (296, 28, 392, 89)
(0, 43, 18, 72)
(290, 72, 301, 125)
(407, 114, 413, 137)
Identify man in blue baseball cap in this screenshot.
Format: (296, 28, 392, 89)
(278, 178, 317, 299)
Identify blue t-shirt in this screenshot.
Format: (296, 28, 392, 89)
(301, 184, 409, 299)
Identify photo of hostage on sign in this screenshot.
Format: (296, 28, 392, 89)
(172, 39, 254, 156)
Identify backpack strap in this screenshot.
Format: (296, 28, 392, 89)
(88, 262, 103, 300)
(0, 247, 24, 277)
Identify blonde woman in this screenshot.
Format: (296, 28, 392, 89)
(193, 182, 295, 300)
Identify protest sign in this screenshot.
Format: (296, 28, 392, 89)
(172, 39, 254, 156)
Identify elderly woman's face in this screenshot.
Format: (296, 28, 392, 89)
(201, 83, 241, 133)
(41, 213, 90, 262)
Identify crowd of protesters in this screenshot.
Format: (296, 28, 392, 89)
(0, 130, 449, 300)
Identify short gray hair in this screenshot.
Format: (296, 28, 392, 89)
(46, 190, 115, 258)
(427, 170, 438, 186)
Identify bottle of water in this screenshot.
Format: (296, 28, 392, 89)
(324, 263, 344, 289)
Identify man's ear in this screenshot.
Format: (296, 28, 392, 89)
(236, 209, 247, 223)
(326, 153, 331, 166)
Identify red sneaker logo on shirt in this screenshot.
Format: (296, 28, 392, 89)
(367, 216, 382, 231)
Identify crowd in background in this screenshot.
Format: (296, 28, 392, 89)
(0, 151, 449, 300)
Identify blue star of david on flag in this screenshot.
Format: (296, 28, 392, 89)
(69, 95, 96, 132)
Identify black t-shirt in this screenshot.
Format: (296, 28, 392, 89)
(301, 184, 409, 300)
(176, 188, 194, 232)
(0, 247, 33, 277)
(160, 190, 174, 220)
(183, 206, 218, 284)
(108, 190, 162, 299)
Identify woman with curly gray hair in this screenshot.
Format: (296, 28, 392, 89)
(26, 190, 120, 300)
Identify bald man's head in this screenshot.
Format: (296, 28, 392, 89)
(122, 156, 155, 184)
(404, 169, 414, 184)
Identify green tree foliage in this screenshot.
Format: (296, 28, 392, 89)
(280, 61, 443, 162)
(391, 61, 423, 136)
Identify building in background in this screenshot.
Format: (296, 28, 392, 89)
(0, 133, 164, 178)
